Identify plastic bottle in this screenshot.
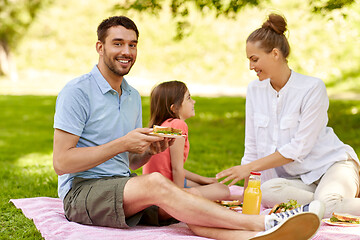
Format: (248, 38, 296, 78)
(242, 172, 262, 215)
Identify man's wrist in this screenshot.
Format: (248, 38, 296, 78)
(143, 148, 153, 158)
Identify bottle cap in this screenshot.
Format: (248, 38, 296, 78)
(250, 172, 261, 175)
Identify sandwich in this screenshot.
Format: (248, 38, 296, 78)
(330, 212, 360, 224)
(152, 125, 183, 136)
(269, 199, 301, 214)
(215, 200, 242, 207)
(215, 200, 242, 211)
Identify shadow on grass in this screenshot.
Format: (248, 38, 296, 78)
(0, 95, 58, 238)
(0, 95, 56, 163)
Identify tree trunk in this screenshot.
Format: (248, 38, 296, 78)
(0, 41, 18, 81)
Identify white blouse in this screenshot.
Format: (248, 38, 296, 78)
(241, 70, 359, 184)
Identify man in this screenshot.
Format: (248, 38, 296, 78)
(53, 16, 324, 239)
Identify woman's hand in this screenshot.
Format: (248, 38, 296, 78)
(216, 165, 252, 186)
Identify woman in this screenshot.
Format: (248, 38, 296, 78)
(216, 13, 360, 218)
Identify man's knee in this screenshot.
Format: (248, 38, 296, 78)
(145, 172, 176, 195)
(146, 172, 169, 184)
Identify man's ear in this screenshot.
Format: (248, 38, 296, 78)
(96, 41, 104, 55)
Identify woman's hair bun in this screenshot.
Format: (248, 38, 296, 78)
(262, 13, 287, 35)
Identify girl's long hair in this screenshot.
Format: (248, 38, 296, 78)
(149, 81, 188, 127)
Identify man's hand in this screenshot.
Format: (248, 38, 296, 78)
(123, 128, 164, 154)
(216, 165, 252, 186)
(127, 128, 175, 170)
(148, 137, 175, 155)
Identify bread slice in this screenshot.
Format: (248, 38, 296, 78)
(331, 212, 360, 224)
(153, 125, 182, 135)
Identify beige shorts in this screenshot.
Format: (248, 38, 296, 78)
(63, 175, 178, 228)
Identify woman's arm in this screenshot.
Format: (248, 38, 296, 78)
(170, 137, 186, 188)
(241, 86, 259, 165)
(217, 151, 292, 186)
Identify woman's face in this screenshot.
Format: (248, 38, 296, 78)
(246, 41, 277, 81)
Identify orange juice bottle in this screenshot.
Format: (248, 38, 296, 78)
(242, 172, 262, 215)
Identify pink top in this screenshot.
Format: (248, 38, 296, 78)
(143, 118, 189, 181)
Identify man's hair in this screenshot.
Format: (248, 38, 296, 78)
(97, 16, 139, 43)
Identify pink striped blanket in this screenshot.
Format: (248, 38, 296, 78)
(10, 186, 360, 240)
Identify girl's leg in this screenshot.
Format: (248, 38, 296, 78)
(261, 178, 316, 208)
(314, 159, 360, 218)
(185, 178, 200, 187)
(193, 183, 231, 201)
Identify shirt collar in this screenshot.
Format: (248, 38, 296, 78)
(278, 69, 295, 94)
(266, 69, 295, 94)
(91, 65, 132, 95)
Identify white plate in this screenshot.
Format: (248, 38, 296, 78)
(148, 132, 186, 138)
(322, 218, 360, 227)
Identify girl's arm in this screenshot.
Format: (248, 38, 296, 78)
(185, 170, 217, 185)
(170, 137, 186, 188)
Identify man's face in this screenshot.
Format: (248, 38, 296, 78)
(99, 26, 138, 77)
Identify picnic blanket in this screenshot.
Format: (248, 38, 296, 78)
(10, 186, 360, 240)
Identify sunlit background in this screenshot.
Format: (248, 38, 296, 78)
(0, 0, 359, 97)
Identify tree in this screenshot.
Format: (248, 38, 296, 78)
(0, 0, 53, 78)
(113, 0, 356, 39)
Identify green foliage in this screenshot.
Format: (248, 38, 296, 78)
(114, 0, 262, 39)
(310, 0, 355, 13)
(113, 0, 356, 39)
(0, 0, 53, 49)
(115, 0, 262, 17)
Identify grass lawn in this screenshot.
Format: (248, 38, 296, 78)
(1, 95, 360, 239)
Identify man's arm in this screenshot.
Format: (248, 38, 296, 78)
(53, 128, 164, 175)
(129, 138, 174, 170)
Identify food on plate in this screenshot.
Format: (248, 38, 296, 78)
(215, 200, 243, 211)
(216, 200, 242, 207)
(330, 212, 360, 224)
(152, 125, 183, 136)
(269, 199, 301, 214)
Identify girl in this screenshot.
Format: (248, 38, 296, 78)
(143, 80, 230, 200)
(217, 13, 360, 218)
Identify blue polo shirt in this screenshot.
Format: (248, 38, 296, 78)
(54, 65, 143, 199)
